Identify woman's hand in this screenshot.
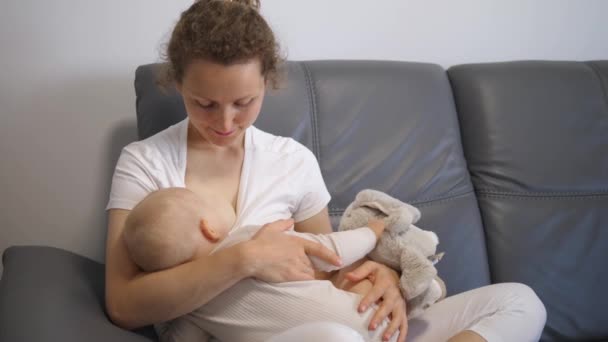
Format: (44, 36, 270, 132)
(245, 218, 342, 283)
(346, 260, 408, 342)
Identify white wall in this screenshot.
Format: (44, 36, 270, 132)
(1, 0, 607, 274)
(264, 0, 608, 65)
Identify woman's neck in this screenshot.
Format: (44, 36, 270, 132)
(187, 123, 245, 155)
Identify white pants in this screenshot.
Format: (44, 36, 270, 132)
(267, 283, 547, 342)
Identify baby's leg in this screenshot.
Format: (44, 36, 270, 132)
(267, 322, 365, 342)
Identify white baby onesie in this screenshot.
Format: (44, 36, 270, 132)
(156, 225, 396, 342)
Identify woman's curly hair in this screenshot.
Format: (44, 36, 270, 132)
(160, 0, 283, 89)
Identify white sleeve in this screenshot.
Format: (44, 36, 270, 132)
(288, 227, 377, 272)
(105, 146, 158, 211)
(292, 148, 331, 222)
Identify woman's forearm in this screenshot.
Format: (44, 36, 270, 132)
(107, 243, 252, 329)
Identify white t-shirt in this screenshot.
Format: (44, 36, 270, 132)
(107, 119, 394, 342)
(106, 118, 331, 228)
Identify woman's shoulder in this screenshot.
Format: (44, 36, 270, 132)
(122, 119, 186, 160)
(107, 120, 187, 211)
(249, 126, 313, 157)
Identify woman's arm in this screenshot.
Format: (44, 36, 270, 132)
(105, 209, 253, 329)
(294, 207, 333, 234)
(295, 207, 408, 342)
(105, 209, 341, 330)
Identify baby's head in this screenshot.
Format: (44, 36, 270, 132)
(123, 188, 210, 272)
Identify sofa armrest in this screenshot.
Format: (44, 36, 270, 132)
(0, 246, 157, 341)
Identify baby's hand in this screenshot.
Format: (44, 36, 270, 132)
(367, 218, 385, 240)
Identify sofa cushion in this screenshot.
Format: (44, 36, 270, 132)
(0, 246, 156, 341)
(296, 61, 490, 295)
(135, 61, 491, 295)
(449, 60, 608, 341)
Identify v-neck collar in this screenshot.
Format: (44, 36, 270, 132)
(179, 118, 252, 233)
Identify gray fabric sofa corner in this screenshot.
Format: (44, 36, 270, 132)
(1, 60, 607, 342)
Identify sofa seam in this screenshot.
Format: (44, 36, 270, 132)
(585, 61, 608, 114)
(300, 62, 321, 160)
(477, 191, 608, 200)
(328, 190, 475, 214)
(476, 188, 608, 196)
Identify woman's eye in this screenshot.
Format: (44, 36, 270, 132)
(236, 98, 254, 107)
(196, 101, 214, 109)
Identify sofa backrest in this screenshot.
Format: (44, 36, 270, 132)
(449, 61, 608, 341)
(134, 60, 491, 296)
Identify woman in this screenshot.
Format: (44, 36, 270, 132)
(105, 1, 546, 341)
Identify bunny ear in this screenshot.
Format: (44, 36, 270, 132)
(355, 189, 420, 216)
(356, 200, 392, 216)
(354, 190, 395, 214)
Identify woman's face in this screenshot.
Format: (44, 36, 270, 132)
(177, 58, 266, 148)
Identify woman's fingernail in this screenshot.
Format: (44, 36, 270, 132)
(360, 305, 367, 312)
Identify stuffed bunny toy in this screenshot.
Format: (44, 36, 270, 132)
(339, 189, 446, 318)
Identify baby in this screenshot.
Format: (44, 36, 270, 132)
(123, 188, 395, 342)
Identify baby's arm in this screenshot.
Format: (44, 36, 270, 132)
(287, 219, 385, 272)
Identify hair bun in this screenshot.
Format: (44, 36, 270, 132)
(232, 0, 260, 10)
(195, 0, 260, 11)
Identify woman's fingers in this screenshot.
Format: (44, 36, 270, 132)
(397, 316, 408, 342)
(342, 260, 408, 340)
(369, 292, 395, 329)
(382, 308, 408, 342)
(359, 283, 386, 313)
(349, 261, 384, 312)
(346, 260, 377, 282)
(380, 309, 405, 342)
(299, 238, 342, 267)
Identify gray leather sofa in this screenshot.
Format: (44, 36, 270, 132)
(1, 60, 607, 341)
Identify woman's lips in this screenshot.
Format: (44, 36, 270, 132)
(213, 129, 236, 137)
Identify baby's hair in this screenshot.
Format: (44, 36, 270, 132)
(123, 189, 202, 272)
(158, 0, 283, 89)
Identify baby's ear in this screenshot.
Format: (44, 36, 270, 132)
(199, 219, 220, 242)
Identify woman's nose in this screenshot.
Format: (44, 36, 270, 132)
(217, 107, 237, 130)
